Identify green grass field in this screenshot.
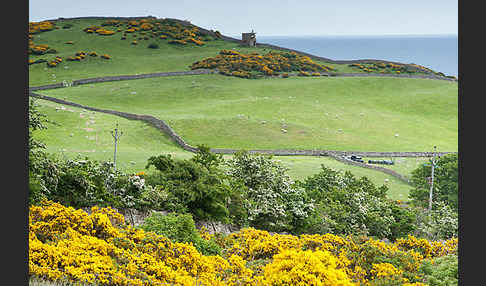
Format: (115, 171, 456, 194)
(33, 99, 193, 173)
(34, 99, 416, 200)
(37, 73, 457, 152)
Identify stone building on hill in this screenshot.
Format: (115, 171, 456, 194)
(242, 30, 256, 47)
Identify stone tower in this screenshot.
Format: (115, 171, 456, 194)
(242, 30, 256, 47)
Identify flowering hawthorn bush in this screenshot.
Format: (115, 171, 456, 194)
(226, 151, 315, 233)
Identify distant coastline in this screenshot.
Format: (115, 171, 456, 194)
(258, 34, 458, 76)
(31, 16, 457, 77)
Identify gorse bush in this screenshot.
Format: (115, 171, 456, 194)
(29, 201, 457, 286)
(191, 49, 334, 79)
(82, 17, 206, 46)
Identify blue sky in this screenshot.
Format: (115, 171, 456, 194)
(29, 0, 457, 36)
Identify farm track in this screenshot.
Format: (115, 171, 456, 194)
(28, 69, 456, 184)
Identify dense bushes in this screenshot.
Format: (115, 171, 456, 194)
(298, 166, 416, 241)
(412, 201, 458, 240)
(29, 201, 458, 286)
(348, 62, 448, 77)
(29, 153, 146, 209)
(144, 147, 233, 223)
(226, 151, 314, 233)
(419, 254, 458, 286)
(191, 49, 334, 79)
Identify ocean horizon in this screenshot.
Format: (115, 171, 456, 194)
(252, 34, 457, 77)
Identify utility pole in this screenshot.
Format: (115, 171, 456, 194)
(111, 123, 123, 172)
(428, 146, 437, 212)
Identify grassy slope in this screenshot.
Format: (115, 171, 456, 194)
(33, 100, 193, 173)
(29, 18, 355, 86)
(34, 99, 412, 200)
(38, 74, 458, 152)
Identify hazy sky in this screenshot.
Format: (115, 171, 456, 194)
(29, 0, 457, 36)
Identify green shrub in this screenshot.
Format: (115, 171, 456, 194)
(139, 212, 221, 256)
(412, 201, 458, 240)
(298, 165, 416, 240)
(419, 254, 458, 286)
(29, 171, 46, 206)
(409, 153, 458, 211)
(226, 151, 314, 234)
(29, 152, 148, 210)
(145, 151, 231, 223)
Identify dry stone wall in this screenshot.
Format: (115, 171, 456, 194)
(29, 91, 456, 161)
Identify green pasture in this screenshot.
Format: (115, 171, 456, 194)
(34, 99, 418, 200)
(33, 99, 193, 173)
(37, 73, 458, 152)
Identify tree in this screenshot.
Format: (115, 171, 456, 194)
(145, 152, 231, 223)
(299, 165, 416, 240)
(226, 151, 314, 233)
(408, 154, 458, 211)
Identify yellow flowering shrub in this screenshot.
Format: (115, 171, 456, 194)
(262, 248, 356, 285)
(80, 17, 206, 47)
(29, 201, 458, 285)
(347, 61, 447, 76)
(191, 50, 334, 79)
(96, 28, 116, 35)
(29, 21, 55, 34)
(396, 234, 458, 258)
(299, 70, 311, 76)
(370, 262, 403, 277)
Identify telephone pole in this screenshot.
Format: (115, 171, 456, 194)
(428, 146, 437, 212)
(111, 123, 123, 172)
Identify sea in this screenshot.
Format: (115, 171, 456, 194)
(256, 35, 458, 77)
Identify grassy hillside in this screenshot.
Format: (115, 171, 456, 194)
(37, 73, 458, 152)
(29, 18, 360, 86)
(33, 99, 193, 172)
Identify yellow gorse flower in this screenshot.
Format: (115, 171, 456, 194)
(29, 201, 457, 285)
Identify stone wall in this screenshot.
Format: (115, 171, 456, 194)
(71, 69, 215, 86)
(29, 91, 456, 162)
